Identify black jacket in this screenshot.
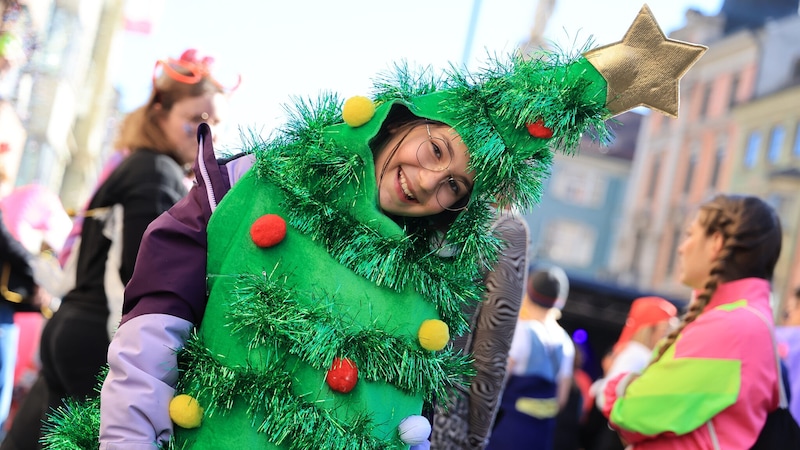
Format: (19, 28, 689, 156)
(0, 209, 37, 322)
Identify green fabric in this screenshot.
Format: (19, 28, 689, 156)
(715, 298, 747, 312)
(175, 151, 440, 447)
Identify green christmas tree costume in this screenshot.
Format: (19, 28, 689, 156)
(41, 6, 705, 449)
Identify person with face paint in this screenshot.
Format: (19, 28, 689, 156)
(0, 49, 236, 450)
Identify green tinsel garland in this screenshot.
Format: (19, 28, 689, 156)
(41, 397, 102, 450)
(218, 271, 475, 401)
(248, 50, 611, 341)
(370, 48, 611, 209)
(175, 334, 397, 450)
(252, 99, 493, 337)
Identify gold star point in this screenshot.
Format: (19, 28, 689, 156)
(583, 4, 707, 118)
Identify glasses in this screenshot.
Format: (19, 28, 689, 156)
(417, 124, 471, 212)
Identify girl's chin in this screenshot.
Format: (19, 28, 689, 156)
(380, 204, 438, 218)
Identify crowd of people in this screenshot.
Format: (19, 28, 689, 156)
(482, 194, 799, 449)
(0, 19, 798, 450)
(0, 48, 235, 448)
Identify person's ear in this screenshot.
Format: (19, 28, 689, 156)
(151, 102, 168, 126)
(709, 231, 724, 258)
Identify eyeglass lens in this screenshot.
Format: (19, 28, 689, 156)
(436, 178, 469, 211)
(417, 126, 453, 172)
(417, 124, 470, 212)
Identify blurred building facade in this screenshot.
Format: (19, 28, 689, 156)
(0, 0, 125, 212)
(519, 0, 800, 321)
(524, 111, 642, 280)
(0, 0, 52, 188)
(609, 1, 800, 317)
(728, 14, 800, 305)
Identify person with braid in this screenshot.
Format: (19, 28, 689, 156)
(596, 194, 782, 449)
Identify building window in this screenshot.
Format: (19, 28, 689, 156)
(792, 59, 800, 86)
(667, 223, 683, 276)
(709, 147, 725, 189)
(647, 157, 660, 198)
(542, 220, 596, 268)
(729, 74, 739, 108)
(630, 228, 645, 273)
(549, 167, 607, 208)
(683, 153, 696, 194)
(793, 122, 800, 158)
(767, 126, 785, 163)
(744, 131, 761, 168)
(700, 84, 713, 117)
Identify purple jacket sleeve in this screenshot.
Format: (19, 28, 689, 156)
(100, 314, 192, 448)
(119, 124, 227, 325)
(100, 124, 253, 448)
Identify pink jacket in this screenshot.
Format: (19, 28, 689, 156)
(599, 278, 779, 449)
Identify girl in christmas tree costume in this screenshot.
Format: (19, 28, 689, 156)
(44, 6, 706, 450)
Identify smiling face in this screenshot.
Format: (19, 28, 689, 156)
(374, 123, 474, 217)
(677, 213, 723, 291)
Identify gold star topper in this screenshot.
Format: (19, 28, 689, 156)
(583, 4, 707, 118)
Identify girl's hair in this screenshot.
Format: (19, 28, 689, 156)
(114, 63, 225, 155)
(369, 105, 469, 234)
(653, 194, 782, 361)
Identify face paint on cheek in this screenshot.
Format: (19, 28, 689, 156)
(184, 124, 194, 138)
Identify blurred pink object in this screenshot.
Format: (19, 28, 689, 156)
(0, 184, 72, 254)
(13, 311, 43, 390)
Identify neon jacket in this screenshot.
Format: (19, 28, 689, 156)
(598, 278, 779, 449)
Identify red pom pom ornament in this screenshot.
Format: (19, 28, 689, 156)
(526, 119, 554, 139)
(326, 357, 359, 393)
(250, 214, 287, 248)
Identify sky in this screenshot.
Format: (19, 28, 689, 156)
(113, 0, 724, 150)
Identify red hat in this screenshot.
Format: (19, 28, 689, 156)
(614, 296, 677, 353)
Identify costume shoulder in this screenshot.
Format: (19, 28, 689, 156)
(431, 210, 529, 449)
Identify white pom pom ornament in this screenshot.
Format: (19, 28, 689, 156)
(398, 415, 431, 445)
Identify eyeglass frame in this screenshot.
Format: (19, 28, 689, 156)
(417, 123, 472, 212)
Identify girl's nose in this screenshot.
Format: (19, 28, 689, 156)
(417, 169, 443, 195)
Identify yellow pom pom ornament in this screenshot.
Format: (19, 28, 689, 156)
(342, 96, 375, 127)
(417, 319, 449, 351)
(169, 394, 204, 429)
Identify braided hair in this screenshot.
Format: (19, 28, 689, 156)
(652, 194, 782, 362)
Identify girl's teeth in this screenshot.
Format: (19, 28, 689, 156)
(399, 170, 415, 199)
